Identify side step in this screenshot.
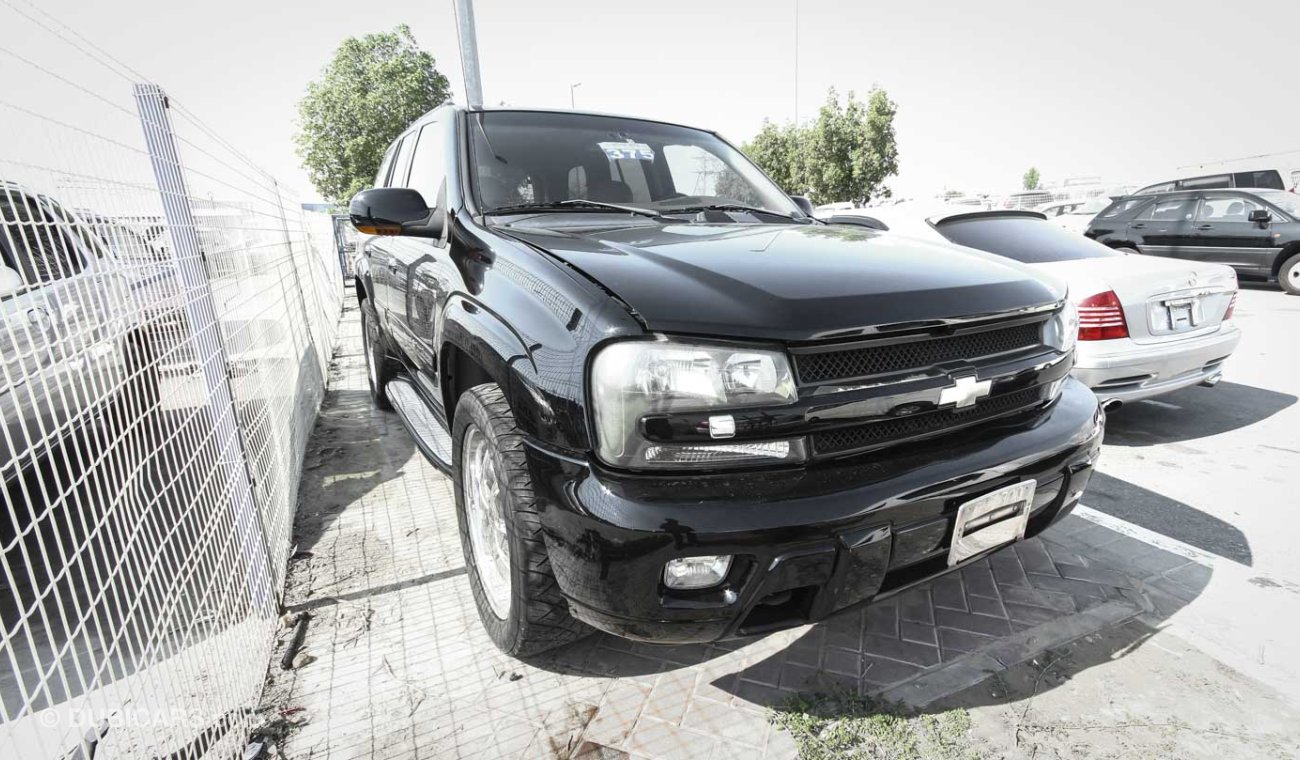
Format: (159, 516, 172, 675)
(386, 377, 454, 473)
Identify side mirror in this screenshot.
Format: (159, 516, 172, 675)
(790, 195, 816, 218)
(1248, 209, 1271, 224)
(349, 188, 444, 239)
(0, 265, 23, 298)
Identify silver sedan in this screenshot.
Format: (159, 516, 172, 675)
(825, 204, 1241, 409)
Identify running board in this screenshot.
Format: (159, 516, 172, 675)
(386, 377, 453, 473)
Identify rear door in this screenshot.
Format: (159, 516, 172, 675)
(1187, 193, 1277, 276)
(1128, 195, 1198, 259)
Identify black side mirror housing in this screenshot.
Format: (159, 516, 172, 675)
(349, 188, 444, 239)
(1248, 209, 1271, 224)
(790, 195, 816, 218)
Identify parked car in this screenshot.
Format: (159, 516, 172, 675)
(350, 105, 1103, 655)
(1002, 190, 1055, 209)
(827, 205, 1241, 407)
(1135, 169, 1289, 195)
(1085, 188, 1300, 294)
(1, 183, 137, 479)
(1040, 196, 1112, 235)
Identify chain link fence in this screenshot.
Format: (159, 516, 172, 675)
(1, 2, 343, 756)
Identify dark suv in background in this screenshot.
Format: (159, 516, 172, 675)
(350, 105, 1103, 655)
(1087, 188, 1300, 294)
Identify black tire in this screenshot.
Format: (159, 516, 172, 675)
(451, 382, 589, 656)
(1279, 252, 1300, 296)
(360, 297, 398, 410)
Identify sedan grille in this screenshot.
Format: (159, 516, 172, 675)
(811, 385, 1046, 456)
(795, 321, 1043, 384)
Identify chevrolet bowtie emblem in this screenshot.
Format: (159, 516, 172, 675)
(939, 375, 992, 409)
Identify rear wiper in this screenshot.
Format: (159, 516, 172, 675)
(487, 199, 662, 218)
(661, 203, 805, 222)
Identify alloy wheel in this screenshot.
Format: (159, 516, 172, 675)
(462, 427, 512, 619)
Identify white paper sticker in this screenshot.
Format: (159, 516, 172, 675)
(598, 142, 655, 162)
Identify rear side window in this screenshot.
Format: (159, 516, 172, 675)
(936, 216, 1119, 264)
(1179, 174, 1232, 190)
(1098, 198, 1148, 219)
(375, 144, 397, 187)
(1138, 198, 1197, 221)
(1232, 170, 1284, 191)
(1196, 194, 1264, 222)
(407, 121, 448, 205)
(389, 133, 418, 188)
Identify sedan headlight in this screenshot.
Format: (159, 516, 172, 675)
(1044, 299, 1078, 356)
(590, 340, 803, 469)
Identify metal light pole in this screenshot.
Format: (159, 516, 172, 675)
(453, 0, 484, 108)
(570, 82, 582, 109)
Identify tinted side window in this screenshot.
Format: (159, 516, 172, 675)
(0, 194, 86, 284)
(389, 133, 418, 188)
(1099, 198, 1148, 219)
(937, 216, 1118, 264)
(1232, 171, 1284, 191)
(407, 121, 447, 205)
(1196, 194, 1263, 222)
(1178, 174, 1231, 191)
(376, 144, 397, 187)
(1138, 198, 1196, 221)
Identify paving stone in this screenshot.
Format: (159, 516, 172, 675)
(860, 653, 925, 687)
(1014, 540, 1060, 576)
(778, 662, 821, 692)
(934, 607, 1014, 638)
(898, 588, 935, 625)
(741, 653, 785, 687)
(681, 697, 767, 748)
(1002, 600, 1067, 627)
(624, 717, 718, 760)
(930, 574, 968, 611)
(899, 620, 938, 647)
(822, 647, 862, 677)
(988, 550, 1032, 588)
(864, 600, 899, 637)
(584, 682, 652, 748)
(1165, 561, 1212, 591)
(1025, 572, 1111, 602)
(1057, 561, 1136, 589)
(732, 678, 791, 708)
(967, 593, 1007, 618)
(861, 632, 941, 667)
(961, 563, 1000, 599)
(643, 669, 697, 723)
(1069, 523, 1125, 550)
(937, 626, 999, 656)
(998, 584, 1077, 613)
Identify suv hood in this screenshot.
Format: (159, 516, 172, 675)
(503, 221, 1062, 341)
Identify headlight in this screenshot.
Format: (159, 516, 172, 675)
(1044, 299, 1078, 355)
(590, 340, 803, 469)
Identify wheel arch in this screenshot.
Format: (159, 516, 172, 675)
(1271, 242, 1300, 278)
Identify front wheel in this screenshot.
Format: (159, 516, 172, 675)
(1279, 252, 1300, 296)
(360, 297, 397, 410)
(452, 382, 588, 656)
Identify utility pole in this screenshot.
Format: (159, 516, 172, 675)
(570, 82, 582, 109)
(453, 0, 484, 108)
(794, 0, 799, 124)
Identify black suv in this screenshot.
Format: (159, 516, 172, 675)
(350, 106, 1103, 654)
(1087, 188, 1300, 294)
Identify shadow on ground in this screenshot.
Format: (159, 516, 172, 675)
(1102, 382, 1295, 446)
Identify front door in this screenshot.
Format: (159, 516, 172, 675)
(1188, 193, 1277, 276)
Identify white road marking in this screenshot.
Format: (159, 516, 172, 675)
(1137, 399, 1182, 410)
(1075, 504, 1228, 568)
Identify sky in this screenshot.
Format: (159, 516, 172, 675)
(10, 0, 1300, 203)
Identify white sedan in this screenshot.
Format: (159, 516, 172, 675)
(825, 204, 1242, 409)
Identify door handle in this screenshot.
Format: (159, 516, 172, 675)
(1196, 224, 1214, 230)
(1131, 223, 1146, 229)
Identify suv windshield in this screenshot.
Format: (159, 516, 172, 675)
(936, 215, 1119, 264)
(468, 111, 800, 220)
(1253, 190, 1300, 217)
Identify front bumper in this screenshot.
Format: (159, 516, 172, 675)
(526, 379, 1103, 644)
(1073, 324, 1241, 404)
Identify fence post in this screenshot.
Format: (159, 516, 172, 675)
(132, 83, 279, 610)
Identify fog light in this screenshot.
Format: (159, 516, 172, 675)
(663, 555, 732, 590)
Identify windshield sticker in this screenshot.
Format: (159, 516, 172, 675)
(599, 142, 655, 162)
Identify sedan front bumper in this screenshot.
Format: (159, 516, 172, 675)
(1073, 324, 1241, 404)
(524, 379, 1104, 644)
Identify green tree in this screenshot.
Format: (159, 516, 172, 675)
(739, 88, 899, 206)
(1023, 167, 1041, 191)
(296, 25, 450, 203)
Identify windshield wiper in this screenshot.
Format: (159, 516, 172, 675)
(486, 199, 662, 218)
(661, 203, 805, 222)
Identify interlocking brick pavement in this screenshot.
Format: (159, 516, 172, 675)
(259, 297, 1208, 759)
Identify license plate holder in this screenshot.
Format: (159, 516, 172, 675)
(1163, 297, 1200, 331)
(948, 481, 1036, 566)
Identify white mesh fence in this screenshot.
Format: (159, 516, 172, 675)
(0, 2, 342, 757)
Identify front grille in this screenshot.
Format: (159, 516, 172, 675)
(812, 385, 1046, 456)
(795, 321, 1043, 384)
